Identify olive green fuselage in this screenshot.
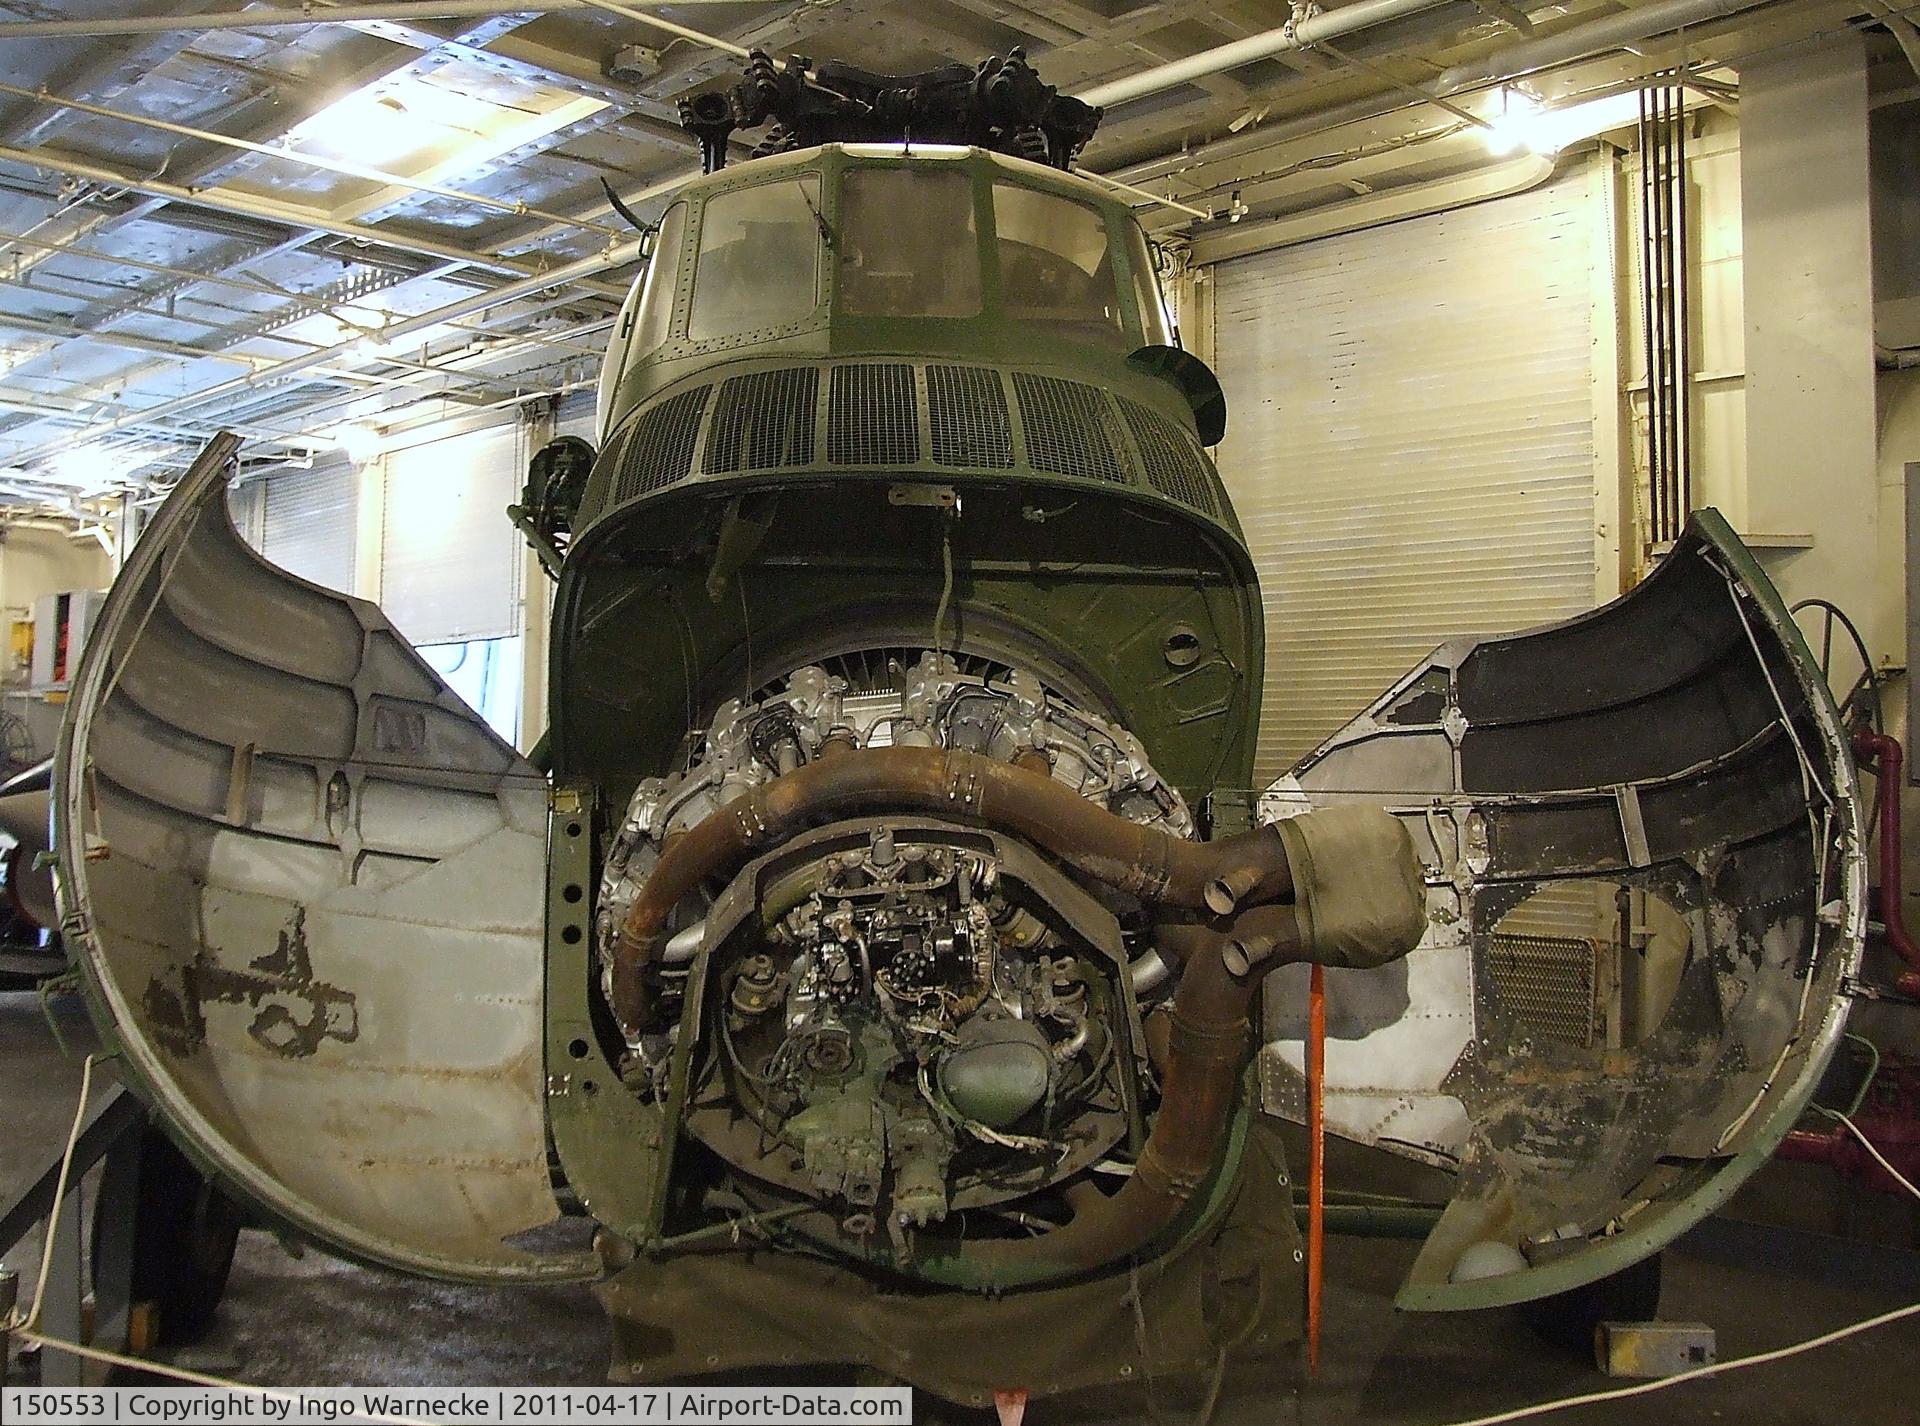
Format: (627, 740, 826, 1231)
(540, 144, 1268, 1293)
(549, 145, 1263, 814)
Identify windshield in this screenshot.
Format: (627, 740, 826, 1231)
(838, 167, 982, 318)
(1123, 219, 1172, 346)
(632, 202, 686, 354)
(992, 183, 1125, 347)
(688, 176, 823, 342)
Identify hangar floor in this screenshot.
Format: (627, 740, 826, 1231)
(6, 990, 1918, 1426)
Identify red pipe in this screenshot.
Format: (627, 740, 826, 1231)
(1306, 963, 1325, 1376)
(1777, 1095, 1920, 1198)
(1852, 729, 1920, 999)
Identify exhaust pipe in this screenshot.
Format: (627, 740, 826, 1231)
(610, 745, 1428, 1287)
(921, 834, 1426, 1288)
(609, 746, 1298, 1031)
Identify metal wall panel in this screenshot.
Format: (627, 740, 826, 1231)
(1211, 169, 1600, 782)
(259, 456, 356, 594)
(381, 423, 522, 645)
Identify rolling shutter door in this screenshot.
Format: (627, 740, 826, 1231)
(380, 422, 523, 645)
(1211, 167, 1601, 784)
(259, 456, 356, 593)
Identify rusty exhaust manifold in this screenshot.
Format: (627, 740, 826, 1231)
(609, 745, 1295, 1031)
(608, 745, 1427, 1287)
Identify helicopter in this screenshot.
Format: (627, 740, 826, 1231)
(44, 49, 1861, 1404)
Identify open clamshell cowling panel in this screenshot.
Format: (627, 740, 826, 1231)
(55, 434, 590, 1281)
(1258, 511, 1864, 1310)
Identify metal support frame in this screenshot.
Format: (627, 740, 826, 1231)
(0, 1084, 146, 1386)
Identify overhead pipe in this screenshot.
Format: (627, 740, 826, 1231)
(1102, 0, 1784, 192)
(0, 227, 354, 307)
(0, 312, 266, 370)
(609, 746, 1305, 1031)
(2, 140, 686, 469)
(1078, 0, 1463, 109)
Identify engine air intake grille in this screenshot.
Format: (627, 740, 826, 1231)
(1013, 373, 1125, 484)
(927, 365, 1013, 469)
(1486, 933, 1598, 1048)
(1122, 398, 1218, 517)
(704, 367, 817, 473)
(828, 363, 919, 465)
(614, 385, 709, 502)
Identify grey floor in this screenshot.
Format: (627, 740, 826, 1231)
(6, 988, 1919, 1425)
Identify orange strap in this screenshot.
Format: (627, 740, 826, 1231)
(1307, 962, 1327, 1375)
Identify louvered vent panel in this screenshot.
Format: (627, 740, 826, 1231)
(1121, 399, 1218, 517)
(614, 386, 709, 503)
(1485, 933, 1598, 1048)
(704, 367, 818, 473)
(927, 365, 1014, 469)
(1012, 373, 1126, 483)
(828, 363, 919, 465)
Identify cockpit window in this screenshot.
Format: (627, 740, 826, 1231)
(688, 177, 823, 341)
(1123, 220, 1173, 347)
(631, 201, 687, 356)
(992, 183, 1124, 346)
(838, 168, 981, 317)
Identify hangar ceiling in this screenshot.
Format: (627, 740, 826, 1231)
(0, 0, 1889, 525)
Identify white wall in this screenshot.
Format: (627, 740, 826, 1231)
(350, 408, 545, 754)
(0, 522, 110, 617)
(1740, 34, 1898, 663)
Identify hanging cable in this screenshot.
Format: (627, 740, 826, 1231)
(1426, 1110, 1920, 1426)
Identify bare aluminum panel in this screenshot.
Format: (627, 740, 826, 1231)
(55, 433, 589, 1282)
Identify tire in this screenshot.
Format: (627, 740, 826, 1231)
(93, 1126, 243, 1345)
(1519, 1252, 1664, 1357)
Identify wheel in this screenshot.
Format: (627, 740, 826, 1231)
(1519, 1252, 1663, 1356)
(92, 1126, 243, 1345)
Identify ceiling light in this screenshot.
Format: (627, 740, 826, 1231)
(1484, 86, 1664, 159)
(1483, 87, 1544, 156)
(45, 446, 119, 491)
(290, 91, 420, 168)
(329, 424, 383, 465)
(281, 66, 606, 192)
